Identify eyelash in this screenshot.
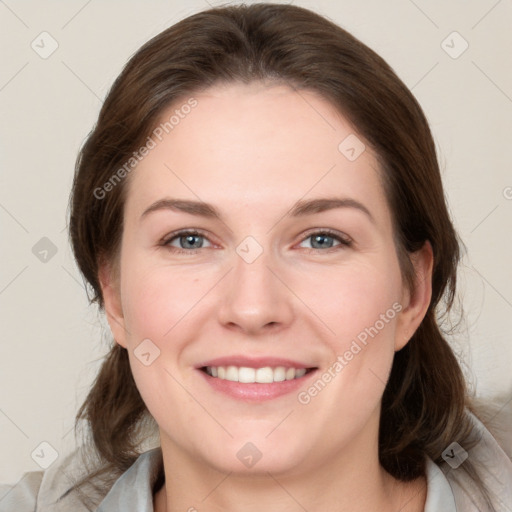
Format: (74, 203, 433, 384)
(160, 228, 353, 255)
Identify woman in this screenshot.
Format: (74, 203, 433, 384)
(1, 3, 510, 511)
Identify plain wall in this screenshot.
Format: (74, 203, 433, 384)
(1, 0, 511, 485)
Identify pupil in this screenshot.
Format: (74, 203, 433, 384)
(313, 234, 332, 249)
(183, 234, 201, 249)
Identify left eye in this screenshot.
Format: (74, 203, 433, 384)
(298, 231, 351, 250)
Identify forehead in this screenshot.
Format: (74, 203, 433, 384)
(124, 82, 389, 223)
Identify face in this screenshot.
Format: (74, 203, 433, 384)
(101, 81, 432, 477)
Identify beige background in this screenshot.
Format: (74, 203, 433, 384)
(1, 0, 511, 485)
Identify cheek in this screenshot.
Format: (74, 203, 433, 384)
(118, 263, 200, 429)
(120, 260, 204, 342)
(305, 257, 402, 399)
(290, 261, 403, 451)
(300, 256, 403, 344)
(118, 262, 214, 406)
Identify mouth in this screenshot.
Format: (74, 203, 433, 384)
(196, 357, 318, 401)
(200, 365, 315, 383)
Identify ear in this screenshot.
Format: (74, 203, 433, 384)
(98, 258, 128, 349)
(394, 240, 434, 352)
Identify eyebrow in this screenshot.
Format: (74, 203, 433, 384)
(140, 197, 374, 224)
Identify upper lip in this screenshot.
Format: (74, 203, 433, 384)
(197, 355, 317, 369)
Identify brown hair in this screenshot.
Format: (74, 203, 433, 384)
(68, 3, 494, 509)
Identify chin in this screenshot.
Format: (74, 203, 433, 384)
(196, 436, 309, 476)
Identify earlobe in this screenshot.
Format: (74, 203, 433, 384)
(395, 241, 434, 352)
(98, 259, 128, 349)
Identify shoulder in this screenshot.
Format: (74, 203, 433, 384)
(0, 471, 43, 512)
(439, 408, 512, 511)
(1, 446, 161, 512)
(0, 447, 101, 512)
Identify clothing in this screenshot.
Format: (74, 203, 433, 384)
(1, 411, 511, 511)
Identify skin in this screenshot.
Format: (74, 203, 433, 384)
(100, 82, 433, 512)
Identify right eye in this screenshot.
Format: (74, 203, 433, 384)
(161, 229, 214, 254)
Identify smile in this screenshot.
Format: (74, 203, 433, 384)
(203, 365, 310, 383)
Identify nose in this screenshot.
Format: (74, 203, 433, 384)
(216, 243, 294, 336)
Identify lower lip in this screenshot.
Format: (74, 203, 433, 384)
(198, 369, 317, 402)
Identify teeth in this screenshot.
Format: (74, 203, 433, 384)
(204, 365, 309, 383)
(239, 367, 255, 383)
(273, 367, 286, 382)
(226, 365, 238, 382)
(256, 367, 274, 382)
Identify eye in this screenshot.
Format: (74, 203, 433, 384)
(162, 230, 213, 254)
(297, 229, 352, 252)
(160, 228, 352, 255)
